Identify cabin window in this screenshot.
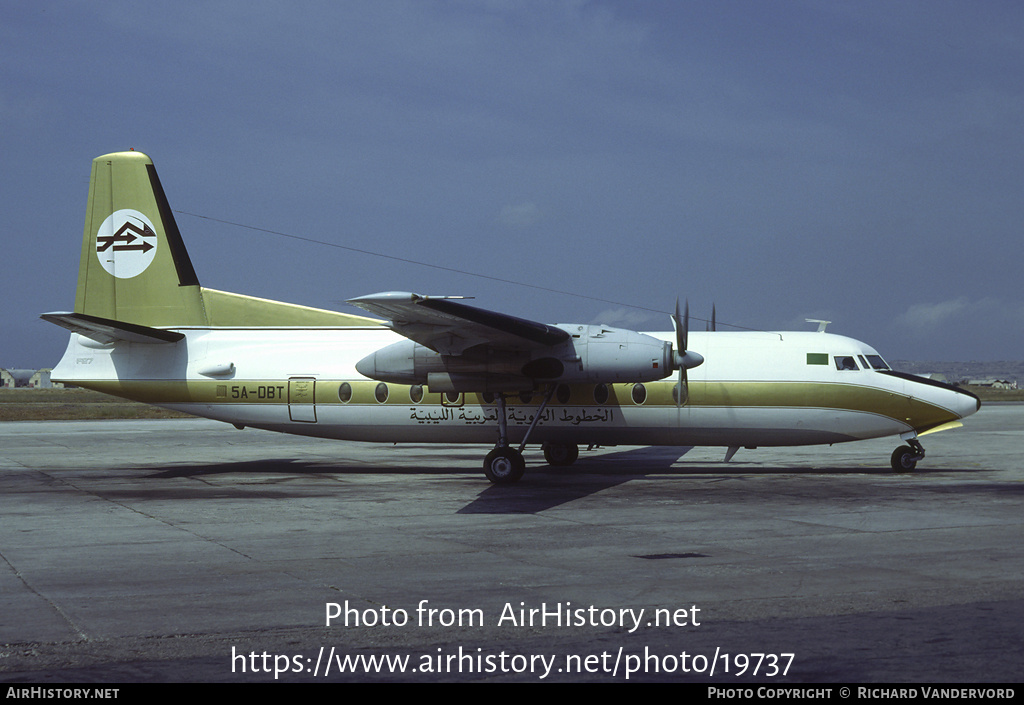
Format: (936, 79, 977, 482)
(375, 382, 389, 403)
(672, 382, 686, 405)
(444, 391, 462, 405)
(834, 356, 859, 371)
(631, 383, 647, 405)
(409, 384, 423, 403)
(556, 384, 571, 404)
(338, 382, 352, 403)
(594, 383, 609, 405)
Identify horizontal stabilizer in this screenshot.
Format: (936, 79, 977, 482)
(41, 312, 184, 345)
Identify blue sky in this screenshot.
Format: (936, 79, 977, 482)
(3, 1, 1022, 367)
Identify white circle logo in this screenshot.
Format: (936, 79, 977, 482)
(95, 209, 158, 279)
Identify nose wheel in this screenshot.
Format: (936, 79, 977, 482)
(891, 439, 925, 472)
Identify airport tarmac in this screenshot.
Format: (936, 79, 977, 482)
(1, 404, 1021, 683)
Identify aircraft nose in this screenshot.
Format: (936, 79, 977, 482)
(889, 371, 981, 422)
(955, 387, 982, 418)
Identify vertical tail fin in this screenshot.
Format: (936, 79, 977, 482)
(63, 150, 383, 331)
(75, 151, 208, 327)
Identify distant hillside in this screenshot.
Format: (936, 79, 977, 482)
(892, 360, 1023, 385)
(0, 388, 191, 421)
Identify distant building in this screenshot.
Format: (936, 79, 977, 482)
(967, 378, 1018, 390)
(30, 369, 55, 388)
(0, 368, 62, 388)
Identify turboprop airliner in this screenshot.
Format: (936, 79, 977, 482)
(44, 151, 980, 484)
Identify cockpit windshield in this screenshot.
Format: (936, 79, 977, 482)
(865, 355, 890, 370)
(832, 354, 891, 371)
(834, 356, 859, 370)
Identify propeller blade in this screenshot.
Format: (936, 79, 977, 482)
(671, 298, 690, 351)
(671, 298, 702, 407)
(672, 299, 681, 349)
(683, 299, 689, 353)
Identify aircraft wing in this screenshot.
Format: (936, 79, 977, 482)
(347, 291, 569, 355)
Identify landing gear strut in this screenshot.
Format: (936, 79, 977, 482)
(891, 438, 925, 472)
(482, 386, 557, 484)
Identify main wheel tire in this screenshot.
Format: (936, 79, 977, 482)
(891, 445, 918, 472)
(483, 447, 525, 484)
(542, 442, 579, 466)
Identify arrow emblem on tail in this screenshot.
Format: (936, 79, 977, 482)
(97, 222, 156, 253)
(94, 209, 159, 279)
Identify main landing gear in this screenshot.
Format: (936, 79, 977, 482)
(483, 446, 526, 484)
(542, 441, 579, 466)
(482, 391, 532, 485)
(890, 438, 925, 472)
(482, 386, 579, 484)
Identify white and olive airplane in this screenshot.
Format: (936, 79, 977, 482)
(44, 151, 980, 484)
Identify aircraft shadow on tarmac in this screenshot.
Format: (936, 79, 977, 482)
(130, 445, 990, 515)
(457, 446, 986, 514)
(137, 448, 686, 512)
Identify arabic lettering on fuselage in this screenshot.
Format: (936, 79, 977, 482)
(409, 406, 615, 426)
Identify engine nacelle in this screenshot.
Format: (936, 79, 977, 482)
(573, 325, 674, 383)
(355, 340, 532, 386)
(355, 324, 674, 392)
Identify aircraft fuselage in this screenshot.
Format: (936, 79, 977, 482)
(52, 326, 979, 449)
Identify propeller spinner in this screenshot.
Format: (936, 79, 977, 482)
(671, 299, 705, 406)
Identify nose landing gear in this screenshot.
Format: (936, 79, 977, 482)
(891, 438, 925, 472)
